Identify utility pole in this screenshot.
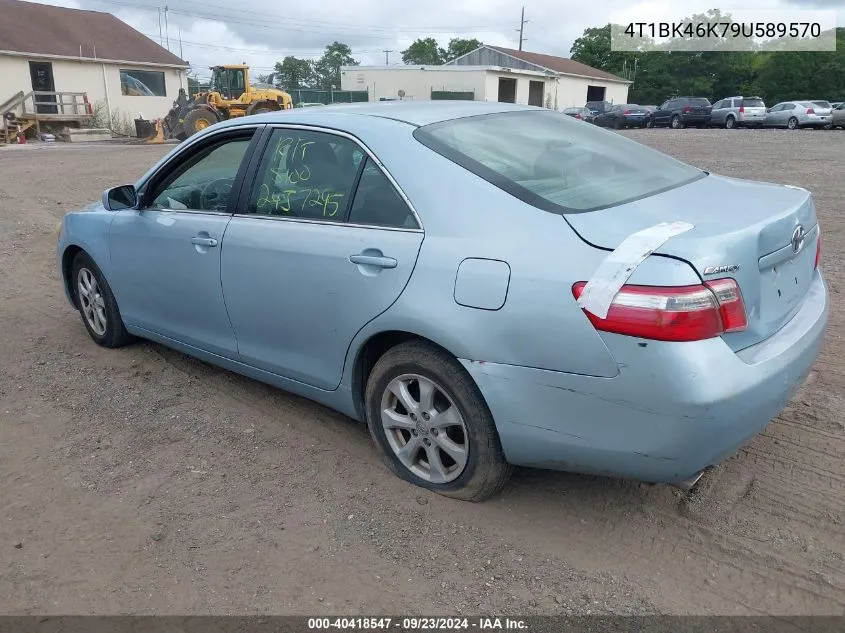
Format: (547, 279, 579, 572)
(179, 26, 183, 60)
(383, 49, 393, 65)
(157, 7, 163, 46)
(517, 6, 528, 51)
(164, 5, 170, 51)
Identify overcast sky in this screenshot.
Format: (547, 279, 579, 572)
(32, 0, 845, 80)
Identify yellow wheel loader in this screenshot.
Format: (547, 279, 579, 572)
(146, 65, 292, 143)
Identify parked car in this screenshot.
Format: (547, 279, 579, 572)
(562, 106, 595, 123)
(585, 100, 612, 116)
(640, 106, 658, 127)
(648, 97, 712, 128)
(593, 103, 650, 129)
(56, 102, 827, 501)
(832, 102, 845, 129)
(809, 100, 834, 129)
(764, 101, 831, 129)
(830, 102, 842, 110)
(710, 96, 766, 129)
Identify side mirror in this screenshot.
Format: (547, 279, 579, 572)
(103, 184, 138, 211)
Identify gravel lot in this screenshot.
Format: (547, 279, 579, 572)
(1, 129, 843, 616)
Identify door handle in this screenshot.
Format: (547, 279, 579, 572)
(191, 236, 218, 247)
(349, 254, 397, 269)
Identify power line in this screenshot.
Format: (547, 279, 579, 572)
(84, 0, 515, 38)
(141, 32, 384, 57)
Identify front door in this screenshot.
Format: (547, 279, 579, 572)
(221, 127, 424, 390)
(109, 129, 258, 357)
(28, 61, 57, 114)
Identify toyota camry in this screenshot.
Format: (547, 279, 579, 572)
(56, 102, 827, 501)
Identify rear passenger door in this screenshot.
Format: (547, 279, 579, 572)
(219, 126, 424, 390)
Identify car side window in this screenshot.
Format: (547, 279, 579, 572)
(149, 136, 252, 212)
(713, 100, 723, 109)
(348, 158, 418, 229)
(659, 101, 670, 110)
(248, 129, 360, 221)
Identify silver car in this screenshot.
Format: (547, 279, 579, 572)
(55, 102, 827, 501)
(832, 102, 845, 129)
(710, 96, 766, 129)
(809, 101, 834, 129)
(764, 101, 831, 129)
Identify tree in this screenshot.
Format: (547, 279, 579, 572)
(402, 38, 443, 65)
(442, 38, 482, 62)
(314, 41, 358, 90)
(570, 25, 637, 75)
(274, 56, 316, 90)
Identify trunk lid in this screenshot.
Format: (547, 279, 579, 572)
(565, 174, 819, 351)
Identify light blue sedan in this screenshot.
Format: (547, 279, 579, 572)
(56, 102, 828, 501)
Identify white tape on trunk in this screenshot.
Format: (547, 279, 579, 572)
(577, 221, 694, 319)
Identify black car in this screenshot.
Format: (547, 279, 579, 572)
(648, 97, 712, 129)
(585, 100, 612, 116)
(593, 104, 650, 129)
(562, 106, 595, 123)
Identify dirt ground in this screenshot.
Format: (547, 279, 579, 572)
(0, 129, 843, 616)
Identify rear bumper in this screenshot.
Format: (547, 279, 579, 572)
(682, 114, 711, 124)
(738, 114, 765, 125)
(463, 271, 828, 484)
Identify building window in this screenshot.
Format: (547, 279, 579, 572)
(120, 69, 166, 97)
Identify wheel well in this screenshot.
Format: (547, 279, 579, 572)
(62, 245, 84, 308)
(351, 331, 455, 423)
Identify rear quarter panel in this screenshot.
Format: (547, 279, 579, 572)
(338, 121, 703, 384)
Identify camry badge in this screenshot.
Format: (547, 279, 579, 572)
(703, 264, 740, 275)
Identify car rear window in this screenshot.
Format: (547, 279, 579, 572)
(812, 101, 831, 108)
(800, 102, 818, 108)
(742, 98, 764, 107)
(688, 98, 711, 106)
(413, 110, 704, 214)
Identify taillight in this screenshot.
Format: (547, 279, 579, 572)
(575, 114, 582, 119)
(739, 105, 745, 113)
(683, 106, 691, 113)
(571, 279, 747, 342)
(623, 109, 630, 115)
(815, 234, 821, 269)
(806, 108, 815, 114)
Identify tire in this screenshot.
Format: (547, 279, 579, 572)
(183, 107, 219, 138)
(365, 340, 512, 502)
(71, 252, 134, 348)
(725, 116, 736, 129)
(787, 117, 798, 130)
(671, 115, 684, 129)
(247, 101, 277, 116)
(645, 117, 654, 128)
(614, 118, 623, 130)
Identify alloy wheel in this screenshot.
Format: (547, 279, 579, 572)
(77, 267, 107, 335)
(380, 373, 469, 484)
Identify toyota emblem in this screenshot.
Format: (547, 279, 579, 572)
(791, 225, 806, 254)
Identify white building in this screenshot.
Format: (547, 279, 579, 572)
(340, 44, 630, 110)
(0, 0, 188, 135)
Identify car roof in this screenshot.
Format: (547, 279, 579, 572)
(215, 100, 537, 130)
